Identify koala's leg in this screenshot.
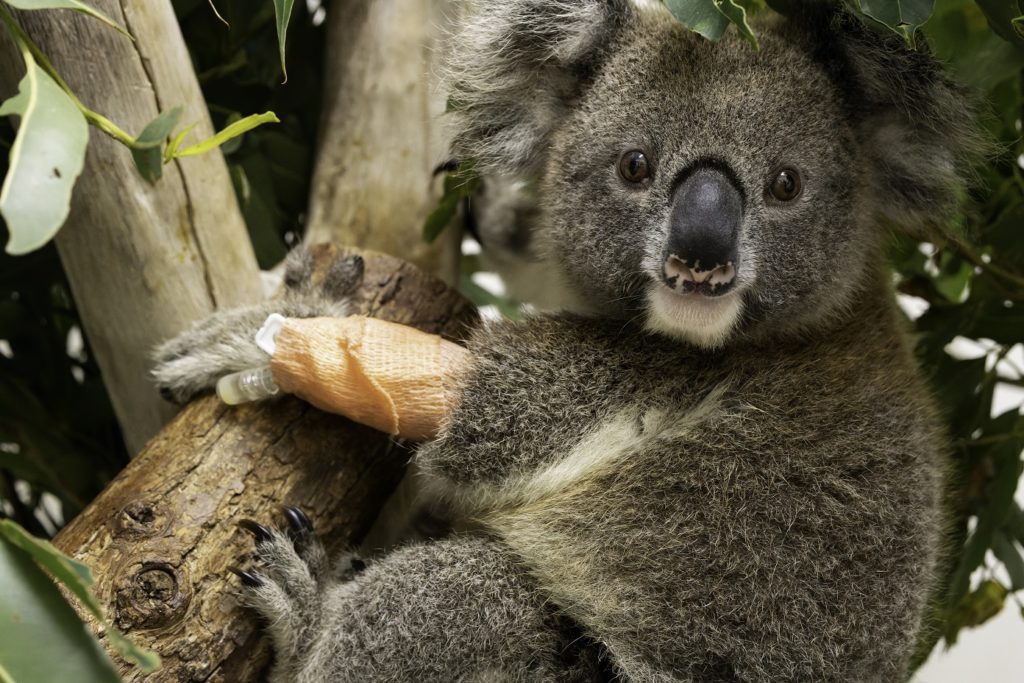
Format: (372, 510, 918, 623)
(233, 508, 599, 683)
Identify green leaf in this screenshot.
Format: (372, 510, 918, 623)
(944, 578, 1007, 644)
(170, 111, 279, 158)
(992, 530, 1024, 590)
(217, 112, 244, 155)
(665, 0, 729, 41)
(933, 253, 973, 303)
(129, 106, 182, 184)
(0, 44, 88, 255)
(664, 0, 758, 46)
(713, 0, 758, 48)
(0, 520, 161, 672)
(273, 0, 296, 82)
(423, 193, 460, 243)
(859, 0, 936, 46)
(945, 442, 1022, 610)
(133, 107, 181, 150)
(2, 0, 129, 37)
(974, 0, 1024, 46)
(164, 123, 196, 162)
(1007, 502, 1024, 546)
(0, 535, 122, 683)
(423, 161, 480, 243)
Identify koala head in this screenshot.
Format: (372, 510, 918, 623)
(446, 0, 982, 348)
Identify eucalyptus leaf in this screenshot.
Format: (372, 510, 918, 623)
(0, 520, 161, 672)
(858, 0, 935, 45)
(974, 0, 1024, 46)
(130, 106, 182, 184)
(0, 47, 88, 255)
(992, 531, 1024, 590)
(0, 537, 122, 683)
(133, 107, 182, 150)
(2, 0, 129, 36)
(423, 162, 480, 243)
(713, 0, 758, 48)
(945, 442, 1022, 611)
(934, 254, 973, 303)
(423, 193, 459, 243)
(273, 0, 296, 81)
(664, 0, 758, 46)
(944, 579, 1008, 644)
(165, 123, 197, 162)
(171, 111, 279, 158)
(664, 0, 730, 41)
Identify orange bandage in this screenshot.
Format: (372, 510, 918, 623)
(270, 316, 470, 441)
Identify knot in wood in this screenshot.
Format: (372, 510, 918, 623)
(117, 501, 164, 538)
(115, 562, 191, 630)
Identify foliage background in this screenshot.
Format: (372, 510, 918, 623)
(0, 0, 1022, 673)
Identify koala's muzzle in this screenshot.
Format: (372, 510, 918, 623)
(663, 168, 742, 296)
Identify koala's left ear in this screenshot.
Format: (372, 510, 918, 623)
(822, 14, 987, 234)
(444, 0, 634, 175)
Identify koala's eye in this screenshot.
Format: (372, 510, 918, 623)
(618, 150, 650, 183)
(768, 168, 802, 202)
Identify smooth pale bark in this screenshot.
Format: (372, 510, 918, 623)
(0, 1, 262, 453)
(53, 245, 477, 681)
(305, 0, 462, 284)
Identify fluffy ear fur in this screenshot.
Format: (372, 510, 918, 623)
(445, 0, 634, 174)
(820, 12, 986, 234)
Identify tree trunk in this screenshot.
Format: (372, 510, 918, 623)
(304, 0, 462, 285)
(52, 245, 477, 682)
(0, 1, 263, 454)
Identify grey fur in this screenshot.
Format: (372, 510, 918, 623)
(244, 521, 605, 682)
(153, 1, 981, 680)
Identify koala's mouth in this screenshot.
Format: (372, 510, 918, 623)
(644, 280, 744, 349)
(662, 254, 738, 298)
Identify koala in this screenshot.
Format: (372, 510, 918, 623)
(153, 1, 982, 680)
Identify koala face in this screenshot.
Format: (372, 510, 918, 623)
(541, 20, 868, 348)
(447, 0, 980, 348)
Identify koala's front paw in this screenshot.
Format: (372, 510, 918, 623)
(152, 247, 355, 404)
(229, 507, 368, 668)
(152, 304, 283, 404)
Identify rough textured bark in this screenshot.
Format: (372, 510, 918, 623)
(53, 245, 477, 682)
(305, 0, 462, 284)
(0, 1, 262, 454)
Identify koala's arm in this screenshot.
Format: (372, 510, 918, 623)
(418, 315, 705, 488)
(151, 248, 353, 404)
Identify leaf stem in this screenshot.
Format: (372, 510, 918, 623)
(957, 431, 1024, 448)
(0, 5, 137, 147)
(951, 237, 1024, 291)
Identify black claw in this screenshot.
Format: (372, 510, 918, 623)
(282, 505, 314, 536)
(228, 565, 263, 588)
(238, 519, 273, 544)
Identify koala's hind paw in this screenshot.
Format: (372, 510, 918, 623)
(230, 506, 368, 665)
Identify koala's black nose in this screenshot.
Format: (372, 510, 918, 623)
(664, 167, 742, 295)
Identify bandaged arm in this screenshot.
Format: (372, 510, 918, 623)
(265, 316, 470, 441)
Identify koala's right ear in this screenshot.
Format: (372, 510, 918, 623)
(445, 0, 634, 174)
(820, 12, 987, 235)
